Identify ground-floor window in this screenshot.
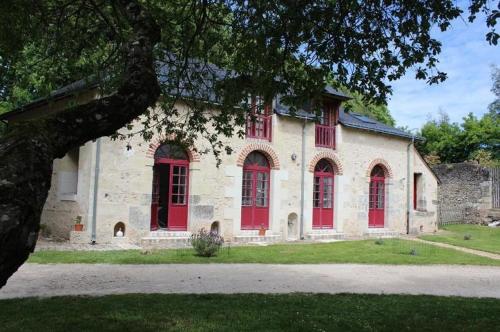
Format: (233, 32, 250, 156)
(414, 173, 423, 210)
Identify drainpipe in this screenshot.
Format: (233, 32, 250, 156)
(299, 119, 306, 240)
(90, 138, 101, 244)
(406, 135, 415, 234)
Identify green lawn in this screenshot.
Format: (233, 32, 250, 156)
(29, 239, 500, 265)
(1, 294, 499, 331)
(420, 224, 500, 254)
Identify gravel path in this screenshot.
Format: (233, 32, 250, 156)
(1, 263, 499, 299)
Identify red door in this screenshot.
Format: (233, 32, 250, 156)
(369, 166, 385, 228)
(150, 144, 189, 231)
(313, 159, 334, 229)
(167, 162, 189, 230)
(241, 152, 270, 230)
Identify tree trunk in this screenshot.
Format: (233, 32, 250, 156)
(0, 0, 161, 288)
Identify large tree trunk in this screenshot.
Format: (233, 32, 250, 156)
(0, 0, 161, 288)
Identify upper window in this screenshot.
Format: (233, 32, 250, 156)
(246, 96, 272, 141)
(319, 106, 331, 126)
(315, 103, 336, 148)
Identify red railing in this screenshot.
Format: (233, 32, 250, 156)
(246, 114, 272, 141)
(315, 124, 335, 148)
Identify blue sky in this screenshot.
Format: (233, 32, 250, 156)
(387, 7, 500, 129)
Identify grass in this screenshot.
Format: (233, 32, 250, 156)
(420, 224, 500, 254)
(1, 293, 499, 331)
(29, 239, 500, 266)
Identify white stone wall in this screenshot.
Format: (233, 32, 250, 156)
(41, 103, 438, 243)
(41, 141, 94, 239)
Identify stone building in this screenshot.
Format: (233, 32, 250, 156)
(0, 83, 439, 247)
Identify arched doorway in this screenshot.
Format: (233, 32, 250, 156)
(150, 143, 189, 231)
(241, 151, 271, 230)
(313, 159, 334, 229)
(369, 165, 386, 228)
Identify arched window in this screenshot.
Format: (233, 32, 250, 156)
(314, 159, 334, 173)
(241, 151, 271, 230)
(151, 143, 189, 231)
(369, 164, 386, 228)
(154, 144, 189, 161)
(370, 165, 385, 178)
(313, 159, 334, 229)
(243, 151, 270, 167)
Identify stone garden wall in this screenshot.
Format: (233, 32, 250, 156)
(432, 162, 492, 224)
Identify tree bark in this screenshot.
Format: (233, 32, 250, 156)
(0, 0, 161, 288)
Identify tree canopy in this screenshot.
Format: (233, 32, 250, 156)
(342, 90, 395, 126)
(1, 0, 498, 153)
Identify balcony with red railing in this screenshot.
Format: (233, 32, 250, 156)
(315, 124, 335, 149)
(246, 114, 272, 141)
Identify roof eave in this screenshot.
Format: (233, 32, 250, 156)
(339, 120, 421, 141)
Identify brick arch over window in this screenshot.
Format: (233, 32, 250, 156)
(146, 137, 200, 162)
(366, 159, 393, 178)
(237, 143, 280, 170)
(308, 152, 344, 175)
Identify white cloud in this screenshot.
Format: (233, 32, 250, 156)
(387, 7, 499, 128)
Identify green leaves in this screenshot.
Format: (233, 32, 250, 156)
(1, 0, 498, 158)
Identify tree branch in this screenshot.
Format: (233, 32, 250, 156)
(0, 0, 160, 288)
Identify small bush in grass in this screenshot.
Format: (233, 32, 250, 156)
(190, 228, 224, 257)
(374, 238, 384, 245)
(409, 248, 418, 256)
(464, 234, 472, 241)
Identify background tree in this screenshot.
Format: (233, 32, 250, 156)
(417, 67, 500, 165)
(342, 90, 395, 126)
(0, 0, 498, 287)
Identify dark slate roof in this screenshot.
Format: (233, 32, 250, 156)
(0, 57, 412, 142)
(0, 78, 98, 121)
(324, 86, 351, 100)
(338, 109, 420, 140)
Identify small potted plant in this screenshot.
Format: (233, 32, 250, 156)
(74, 216, 83, 231)
(258, 223, 266, 236)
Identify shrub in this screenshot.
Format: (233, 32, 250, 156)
(190, 228, 224, 257)
(464, 234, 472, 240)
(409, 248, 418, 256)
(374, 238, 384, 245)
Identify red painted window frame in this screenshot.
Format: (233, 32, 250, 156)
(413, 173, 422, 210)
(315, 102, 336, 149)
(246, 96, 272, 141)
